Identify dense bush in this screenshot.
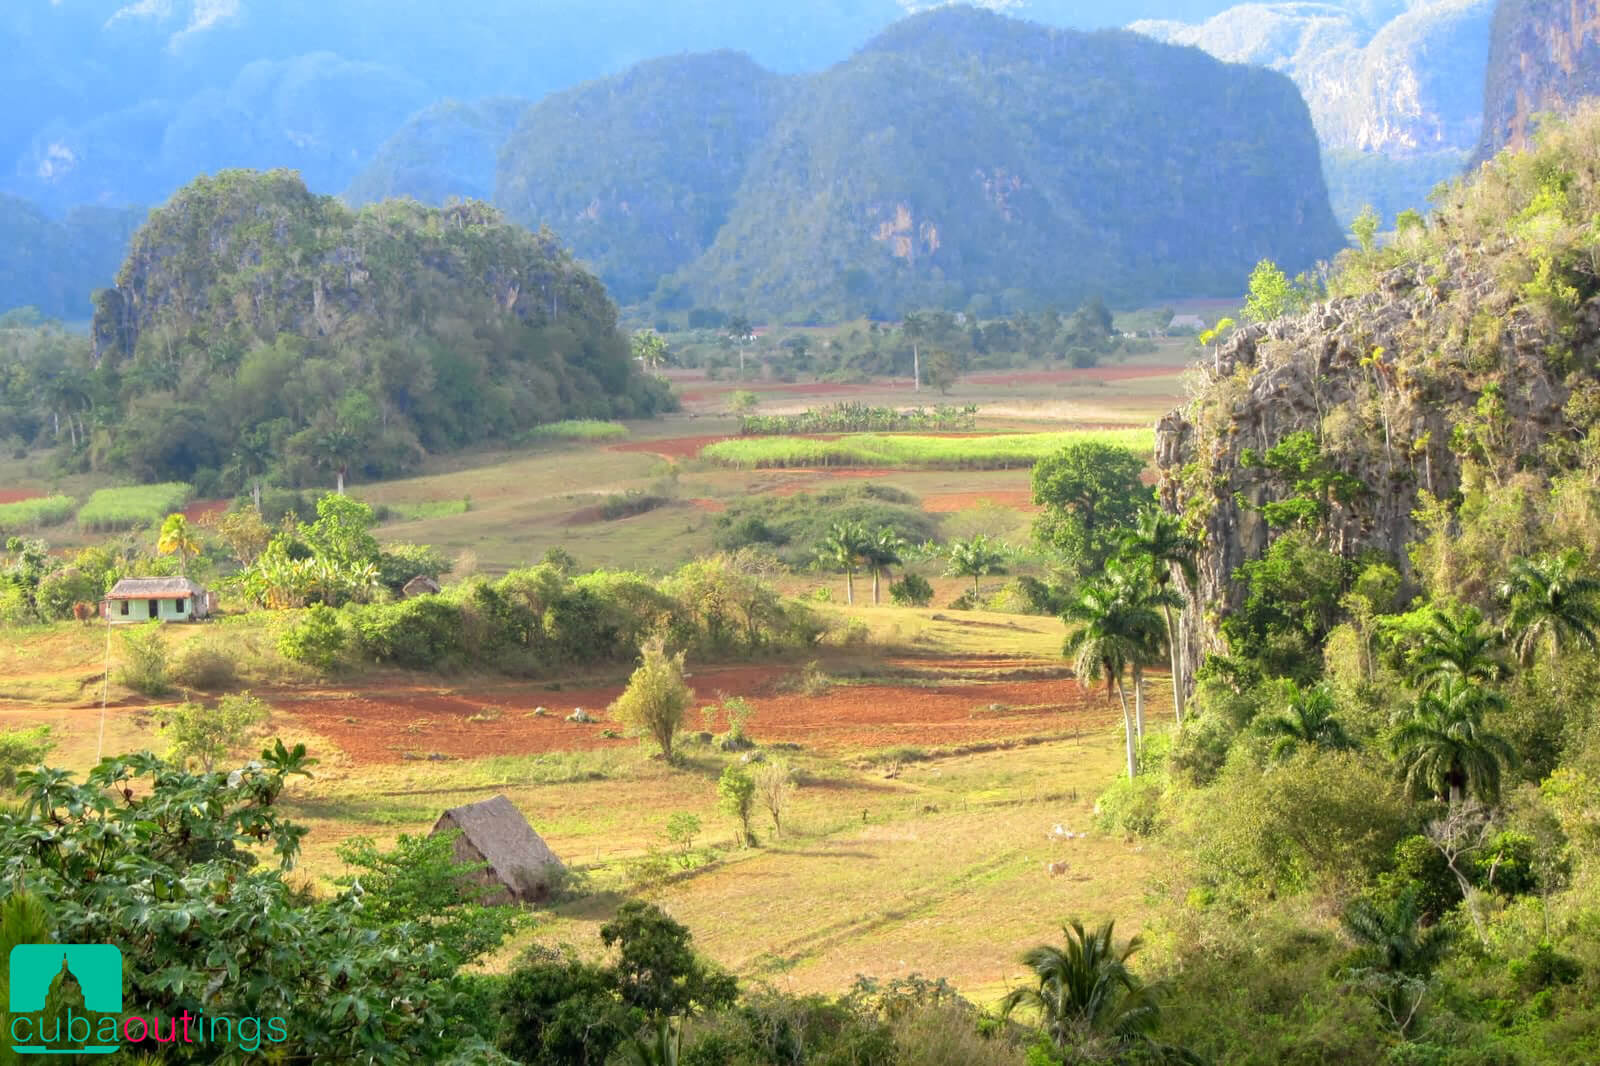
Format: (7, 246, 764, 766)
(350, 596, 466, 670)
(278, 605, 348, 671)
(889, 573, 934, 607)
(170, 639, 239, 691)
(117, 623, 170, 695)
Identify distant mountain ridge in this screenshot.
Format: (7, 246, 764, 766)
(1131, 1, 1494, 224)
(476, 8, 1342, 321)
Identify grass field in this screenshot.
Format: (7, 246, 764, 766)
(0, 358, 1193, 1002)
(524, 419, 631, 442)
(701, 429, 1155, 469)
(77, 482, 192, 532)
(0, 603, 1171, 1002)
(0, 493, 76, 531)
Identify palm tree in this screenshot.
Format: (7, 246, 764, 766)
(1000, 920, 1169, 1061)
(1063, 575, 1157, 780)
(1401, 605, 1505, 692)
(1495, 550, 1600, 668)
(1119, 508, 1199, 723)
(861, 528, 905, 606)
(1256, 680, 1353, 762)
(156, 513, 200, 576)
(819, 521, 871, 605)
(1389, 676, 1518, 806)
(1107, 561, 1180, 747)
(945, 533, 1008, 600)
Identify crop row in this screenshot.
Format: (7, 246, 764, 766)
(700, 429, 1154, 469)
(738, 403, 978, 436)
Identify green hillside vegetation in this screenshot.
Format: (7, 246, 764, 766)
(0, 495, 76, 533)
(0, 197, 145, 320)
(6, 170, 673, 492)
(344, 97, 531, 207)
(492, 7, 1340, 323)
(498, 52, 791, 306)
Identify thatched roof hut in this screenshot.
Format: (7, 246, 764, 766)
(430, 795, 563, 904)
(401, 575, 442, 598)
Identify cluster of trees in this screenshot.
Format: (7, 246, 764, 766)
(656, 300, 1142, 386)
(0, 735, 1201, 1065)
(0, 171, 673, 492)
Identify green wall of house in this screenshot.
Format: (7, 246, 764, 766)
(110, 597, 195, 623)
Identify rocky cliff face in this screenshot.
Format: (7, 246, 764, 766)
(1155, 255, 1588, 692)
(1475, 0, 1600, 163)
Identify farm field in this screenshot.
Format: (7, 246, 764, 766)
(0, 355, 1191, 1002)
(0, 605, 1169, 1001)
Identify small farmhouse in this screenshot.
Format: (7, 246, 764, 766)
(431, 794, 564, 904)
(103, 577, 211, 623)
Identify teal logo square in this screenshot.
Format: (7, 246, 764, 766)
(8, 944, 122, 1054)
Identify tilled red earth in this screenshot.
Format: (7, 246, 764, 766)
(274, 662, 1120, 765)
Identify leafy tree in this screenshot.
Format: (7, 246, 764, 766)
(278, 604, 348, 670)
(1032, 442, 1149, 575)
(159, 692, 270, 772)
(0, 726, 53, 790)
(1063, 571, 1162, 780)
(1241, 258, 1307, 322)
(1000, 920, 1181, 1062)
(1352, 204, 1381, 254)
(923, 348, 957, 394)
(0, 743, 512, 1063)
(1339, 887, 1452, 1038)
(218, 506, 273, 566)
(1390, 676, 1518, 806)
(1255, 680, 1352, 762)
(861, 528, 905, 605)
(1385, 604, 1505, 693)
(497, 948, 640, 1066)
(1220, 530, 1347, 681)
(1495, 550, 1600, 667)
(944, 533, 1008, 599)
(156, 513, 200, 575)
(1198, 316, 1235, 372)
(632, 328, 669, 372)
(335, 831, 521, 967)
(889, 573, 934, 607)
(601, 901, 738, 1021)
(1239, 431, 1365, 542)
(726, 314, 754, 378)
(1119, 508, 1199, 723)
(609, 637, 695, 762)
(819, 521, 872, 605)
(718, 764, 757, 846)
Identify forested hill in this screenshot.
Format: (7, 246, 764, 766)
(490, 7, 1343, 320)
(77, 170, 670, 487)
(495, 53, 792, 307)
(0, 196, 144, 320)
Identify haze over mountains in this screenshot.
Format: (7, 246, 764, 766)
(1, 0, 1596, 322)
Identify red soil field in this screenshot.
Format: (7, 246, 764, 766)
(0, 490, 41, 504)
(274, 662, 1120, 766)
(182, 498, 228, 523)
(920, 490, 1037, 513)
(610, 435, 733, 460)
(963, 366, 1179, 386)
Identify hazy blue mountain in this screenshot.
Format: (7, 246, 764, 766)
(489, 8, 1341, 321)
(0, 195, 144, 320)
(1131, 1, 1494, 225)
(3, 1, 1274, 216)
(344, 98, 531, 208)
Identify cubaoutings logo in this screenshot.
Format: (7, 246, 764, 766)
(8, 944, 288, 1055)
(8, 944, 123, 1054)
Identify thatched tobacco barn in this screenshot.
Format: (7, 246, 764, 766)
(430, 794, 564, 904)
